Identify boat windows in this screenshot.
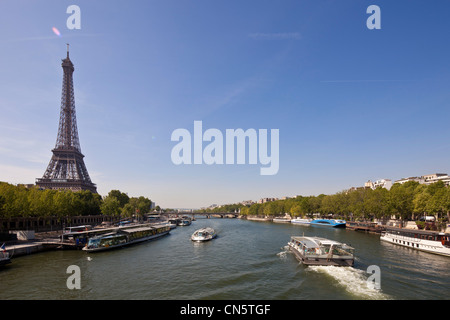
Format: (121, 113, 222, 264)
(87, 238, 101, 248)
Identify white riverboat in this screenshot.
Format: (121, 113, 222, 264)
(380, 227, 450, 257)
(83, 224, 170, 252)
(177, 217, 192, 226)
(273, 217, 291, 223)
(291, 218, 312, 225)
(288, 236, 355, 266)
(191, 227, 216, 242)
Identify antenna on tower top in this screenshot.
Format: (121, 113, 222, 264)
(66, 43, 70, 58)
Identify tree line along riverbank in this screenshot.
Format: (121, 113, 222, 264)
(1, 180, 449, 232)
(0, 182, 152, 222)
(197, 181, 450, 230)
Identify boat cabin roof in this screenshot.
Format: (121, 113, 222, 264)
(291, 236, 353, 249)
(195, 227, 214, 233)
(90, 232, 121, 240)
(385, 226, 448, 236)
(121, 226, 154, 233)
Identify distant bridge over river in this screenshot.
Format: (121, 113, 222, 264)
(160, 212, 239, 219)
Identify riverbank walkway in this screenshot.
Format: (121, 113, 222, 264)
(3, 231, 78, 258)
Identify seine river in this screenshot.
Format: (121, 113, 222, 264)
(0, 218, 449, 300)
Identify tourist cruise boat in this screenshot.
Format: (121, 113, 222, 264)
(310, 219, 346, 228)
(380, 227, 450, 257)
(291, 218, 312, 225)
(288, 236, 355, 266)
(83, 224, 170, 252)
(191, 227, 217, 242)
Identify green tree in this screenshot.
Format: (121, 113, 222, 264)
(100, 196, 121, 216)
(366, 187, 391, 220)
(0, 193, 5, 218)
(240, 206, 249, 215)
(0, 183, 27, 217)
(283, 198, 296, 215)
(445, 187, 450, 221)
(298, 196, 311, 215)
(427, 181, 446, 217)
(107, 190, 130, 208)
(248, 203, 260, 216)
(413, 184, 431, 217)
(121, 202, 134, 217)
(121, 196, 152, 219)
(320, 194, 337, 216)
(389, 181, 421, 220)
(290, 203, 303, 217)
(74, 190, 102, 216)
(53, 191, 73, 218)
(320, 193, 350, 218)
(263, 202, 277, 216)
(309, 195, 324, 214)
(347, 188, 371, 220)
(136, 196, 152, 216)
(28, 187, 50, 217)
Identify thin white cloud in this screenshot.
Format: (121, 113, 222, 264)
(192, 76, 262, 119)
(248, 32, 302, 40)
(320, 79, 411, 83)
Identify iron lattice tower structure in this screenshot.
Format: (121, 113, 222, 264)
(36, 45, 97, 193)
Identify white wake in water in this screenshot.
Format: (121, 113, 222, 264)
(277, 246, 290, 260)
(307, 265, 391, 300)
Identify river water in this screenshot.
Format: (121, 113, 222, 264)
(0, 218, 449, 300)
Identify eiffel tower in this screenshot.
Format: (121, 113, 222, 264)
(36, 45, 97, 193)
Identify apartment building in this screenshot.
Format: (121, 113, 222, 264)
(422, 173, 450, 186)
(394, 177, 425, 185)
(365, 179, 393, 190)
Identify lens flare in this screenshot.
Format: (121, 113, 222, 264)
(52, 27, 61, 37)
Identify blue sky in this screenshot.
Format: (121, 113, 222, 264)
(1, 1, 450, 208)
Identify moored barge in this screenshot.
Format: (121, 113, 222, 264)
(83, 224, 170, 252)
(346, 221, 385, 234)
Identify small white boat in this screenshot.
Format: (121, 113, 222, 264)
(177, 217, 192, 226)
(291, 218, 312, 225)
(191, 228, 216, 242)
(273, 217, 291, 223)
